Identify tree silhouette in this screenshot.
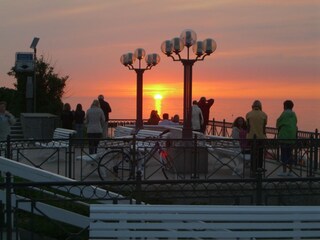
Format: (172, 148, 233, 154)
(7, 56, 69, 115)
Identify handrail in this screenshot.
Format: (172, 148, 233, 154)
(108, 118, 319, 139)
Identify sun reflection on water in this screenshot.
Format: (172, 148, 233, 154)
(154, 94, 162, 116)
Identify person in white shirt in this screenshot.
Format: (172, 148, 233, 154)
(0, 101, 16, 141)
(191, 100, 203, 132)
(86, 99, 105, 154)
(158, 113, 176, 126)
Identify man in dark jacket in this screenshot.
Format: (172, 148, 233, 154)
(98, 94, 112, 137)
(197, 97, 214, 133)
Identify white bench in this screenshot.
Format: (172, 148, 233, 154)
(89, 204, 320, 239)
(113, 126, 165, 139)
(35, 128, 77, 148)
(34, 128, 76, 161)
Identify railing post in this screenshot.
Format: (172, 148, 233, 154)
(250, 135, 258, 177)
(222, 119, 226, 137)
(68, 134, 74, 179)
(309, 135, 314, 177)
(5, 172, 12, 240)
(314, 129, 319, 171)
(131, 134, 137, 179)
(6, 135, 11, 159)
(255, 168, 263, 205)
(192, 135, 198, 179)
(212, 118, 215, 135)
(135, 171, 142, 205)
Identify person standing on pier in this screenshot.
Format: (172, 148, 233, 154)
(0, 101, 16, 141)
(74, 103, 85, 139)
(86, 99, 105, 154)
(231, 116, 249, 153)
(197, 97, 214, 134)
(61, 103, 74, 130)
(98, 94, 112, 138)
(192, 100, 203, 132)
(276, 100, 297, 177)
(246, 100, 268, 176)
(158, 113, 176, 126)
(147, 110, 161, 125)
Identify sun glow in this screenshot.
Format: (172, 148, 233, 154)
(154, 93, 163, 100)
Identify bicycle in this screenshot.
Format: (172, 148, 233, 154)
(97, 130, 178, 180)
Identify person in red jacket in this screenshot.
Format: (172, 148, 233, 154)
(197, 97, 214, 134)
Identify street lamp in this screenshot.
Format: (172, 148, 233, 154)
(161, 29, 217, 138)
(30, 37, 40, 112)
(120, 48, 160, 130)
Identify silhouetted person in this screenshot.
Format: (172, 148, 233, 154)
(0, 101, 16, 141)
(158, 113, 176, 126)
(198, 97, 214, 133)
(171, 114, 180, 125)
(98, 94, 112, 138)
(74, 103, 85, 139)
(61, 103, 74, 130)
(147, 110, 161, 125)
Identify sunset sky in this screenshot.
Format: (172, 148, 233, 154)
(0, 0, 319, 108)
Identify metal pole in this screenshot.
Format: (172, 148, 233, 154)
(135, 69, 145, 130)
(33, 48, 37, 113)
(6, 172, 12, 240)
(182, 59, 195, 139)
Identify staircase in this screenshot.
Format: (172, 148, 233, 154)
(10, 118, 24, 139)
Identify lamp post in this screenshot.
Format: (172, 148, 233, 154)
(121, 48, 160, 130)
(30, 37, 40, 112)
(161, 29, 217, 138)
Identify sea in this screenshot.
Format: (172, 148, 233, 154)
(63, 96, 320, 133)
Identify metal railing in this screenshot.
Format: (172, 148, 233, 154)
(1, 135, 319, 181)
(1, 171, 320, 239)
(1, 119, 319, 239)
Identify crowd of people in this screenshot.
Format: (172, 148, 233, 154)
(146, 96, 215, 134)
(54, 96, 302, 177)
(231, 99, 297, 177)
(1, 95, 298, 176)
(61, 94, 111, 154)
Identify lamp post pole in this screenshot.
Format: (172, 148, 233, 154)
(121, 49, 160, 130)
(30, 37, 40, 113)
(182, 59, 196, 138)
(161, 29, 217, 138)
(33, 47, 37, 112)
(135, 68, 145, 130)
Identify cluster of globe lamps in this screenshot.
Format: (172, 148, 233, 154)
(121, 29, 217, 138)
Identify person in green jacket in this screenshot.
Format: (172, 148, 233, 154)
(276, 100, 297, 177)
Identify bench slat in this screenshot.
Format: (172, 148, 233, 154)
(91, 229, 320, 239)
(91, 212, 320, 221)
(91, 221, 320, 230)
(90, 204, 320, 239)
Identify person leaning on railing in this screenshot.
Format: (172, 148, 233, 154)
(231, 116, 250, 154)
(246, 100, 268, 176)
(276, 100, 298, 177)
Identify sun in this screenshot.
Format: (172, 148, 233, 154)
(154, 94, 163, 100)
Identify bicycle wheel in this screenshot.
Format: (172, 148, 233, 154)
(98, 149, 131, 180)
(160, 150, 178, 180)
